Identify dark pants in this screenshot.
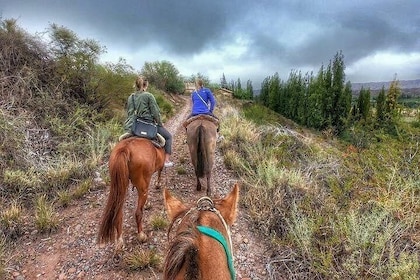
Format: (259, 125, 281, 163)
(158, 125, 172, 154)
(187, 112, 219, 120)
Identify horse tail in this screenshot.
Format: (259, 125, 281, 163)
(98, 145, 129, 244)
(196, 124, 208, 178)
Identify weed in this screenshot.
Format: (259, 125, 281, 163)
(0, 235, 5, 278)
(86, 126, 112, 166)
(0, 200, 24, 239)
(175, 166, 187, 175)
(150, 214, 168, 230)
(35, 195, 58, 233)
(124, 248, 161, 271)
(57, 190, 72, 207)
(73, 179, 91, 199)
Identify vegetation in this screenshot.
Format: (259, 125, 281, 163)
(124, 248, 161, 271)
(0, 18, 177, 269)
(216, 88, 419, 278)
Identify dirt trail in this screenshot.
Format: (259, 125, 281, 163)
(7, 96, 272, 280)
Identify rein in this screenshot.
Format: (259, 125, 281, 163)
(169, 196, 236, 280)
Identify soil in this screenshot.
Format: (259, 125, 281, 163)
(6, 95, 274, 280)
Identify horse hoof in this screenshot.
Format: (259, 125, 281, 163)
(137, 232, 147, 243)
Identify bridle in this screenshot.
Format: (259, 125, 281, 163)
(168, 196, 235, 280)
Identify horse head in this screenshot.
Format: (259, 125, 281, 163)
(163, 183, 239, 280)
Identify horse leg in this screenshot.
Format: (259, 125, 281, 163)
(206, 174, 211, 197)
(155, 170, 162, 189)
(196, 176, 202, 191)
(135, 179, 149, 243)
(115, 235, 124, 252)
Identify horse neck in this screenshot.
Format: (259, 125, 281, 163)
(165, 210, 233, 280)
(196, 212, 232, 279)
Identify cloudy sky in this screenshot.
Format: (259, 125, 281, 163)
(1, 0, 419, 87)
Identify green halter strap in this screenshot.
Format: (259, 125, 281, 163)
(196, 225, 236, 280)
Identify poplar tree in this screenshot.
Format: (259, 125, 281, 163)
(220, 73, 228, 89)
(246, 79, 253, 99)
(268, 73, 281, 112)
(356, 87, 371, 122)
(376, 86, 386, 123)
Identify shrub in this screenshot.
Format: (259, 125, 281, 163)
(124, 249, 161, 271)
(34, 195, 58, 233)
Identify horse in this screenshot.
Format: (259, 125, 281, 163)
(184, 115, 218, 196)
(163, 183, 239, 280)
(97, 137, 165, 250)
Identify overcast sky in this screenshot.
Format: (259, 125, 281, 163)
(1, 0, 419, 87)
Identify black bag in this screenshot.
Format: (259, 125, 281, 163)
(131, 118, 157, 139)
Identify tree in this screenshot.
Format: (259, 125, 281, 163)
(220, 73, 228, 89)
(268, 73, 281, 112)
(48, 23, 104, 103)
(376, 86, 386, 123)
(331, 51, 346, 130)
(141, 60, 185, 94)
(306, 70, 325, 128)
(94, 58, 137, 111)
(246, 79, 253, 99)
(233, 78, 244, 99)
(385, 78, 401, 121)
(356, 87, 371, 122)
(187, 73, 210, 86)
(322, 62, 334, 127)
(258, 77, 270, 107)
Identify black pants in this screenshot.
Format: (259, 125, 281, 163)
(158, 125, 172, 154)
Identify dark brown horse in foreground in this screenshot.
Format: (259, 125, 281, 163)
(185, 115, 218, 196)
(163, 183, 239, 280)
(98, 137, 165, 250)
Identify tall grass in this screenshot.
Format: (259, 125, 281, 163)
(0, 200, 24, 239)
(0, 235, 5, 278)
(35, 195, 58, 233)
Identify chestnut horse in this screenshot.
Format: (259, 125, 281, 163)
(163, 183, 239, 280)
(98, 137, 165, 250)
(185, 115, 218, 196)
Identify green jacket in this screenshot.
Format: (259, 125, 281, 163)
(124, 91, 162, 132)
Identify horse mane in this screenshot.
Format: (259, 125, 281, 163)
(164, 210, 201, 280)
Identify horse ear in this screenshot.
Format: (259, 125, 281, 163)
(163, 188, 188, 222)
(217, 183, 240, 225)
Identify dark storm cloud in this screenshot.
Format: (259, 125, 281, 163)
(1, 0, 419, 83)
(69, 0, 250, 55)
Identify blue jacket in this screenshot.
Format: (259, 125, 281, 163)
(191, 87, 216, 116)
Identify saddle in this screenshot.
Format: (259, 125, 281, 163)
(183, 114, 220, 128)
(118, 132, 165, 148)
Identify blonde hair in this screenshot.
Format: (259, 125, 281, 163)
(195, 78, 204, 89)
(135, 76, 149, 91)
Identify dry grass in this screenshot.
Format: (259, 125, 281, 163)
(124, 248, 161, 271)
(34, 195, 59, 233)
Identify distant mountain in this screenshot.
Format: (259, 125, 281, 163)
(253, 79, 420, 98)
(351, 79, 420, 90)
(351, 79, 420, 97)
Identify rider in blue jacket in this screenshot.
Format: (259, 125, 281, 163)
(188, 79, 217, 118)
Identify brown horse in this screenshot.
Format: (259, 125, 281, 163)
(185, 115, 218, 196)
(163, 183, 239, 280)
(98, 137, 165, 250)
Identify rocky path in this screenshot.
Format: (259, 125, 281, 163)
(7, 96, 272, 280)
